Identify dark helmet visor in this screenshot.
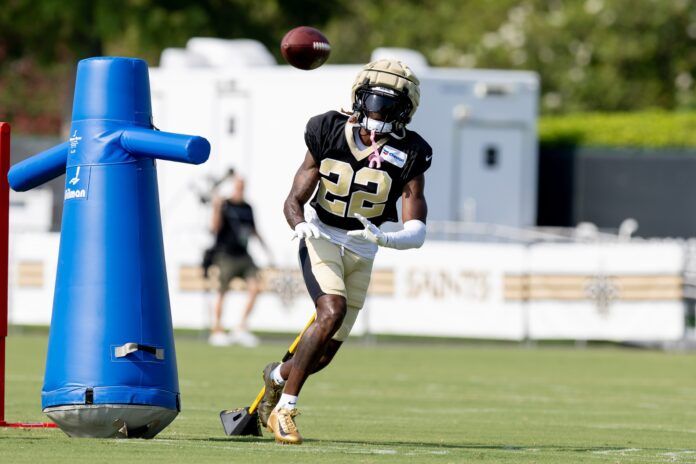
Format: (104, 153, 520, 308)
(363, 93, 401, 114)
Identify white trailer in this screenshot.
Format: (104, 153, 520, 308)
(148, 38, 540, 256)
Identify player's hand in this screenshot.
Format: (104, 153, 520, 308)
(292, 222, 330, 240)
(347, 213, 387, 246)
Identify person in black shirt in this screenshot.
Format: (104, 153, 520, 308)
(209, 176, 272, 347)
(256, 59, 432, 444)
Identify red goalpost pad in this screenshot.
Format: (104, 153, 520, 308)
(0, 122, 56, 428)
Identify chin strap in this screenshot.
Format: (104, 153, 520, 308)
(367, 130, 382, 169)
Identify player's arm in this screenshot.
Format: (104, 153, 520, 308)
(348, 174, 428, 250)
(401, 173, 427, 223)
(284, 152, 329, 239)
(210, 195, 223, 233)
(284, 151, 319, 228)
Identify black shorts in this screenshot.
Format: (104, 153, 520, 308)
(214, 253, 258, 289)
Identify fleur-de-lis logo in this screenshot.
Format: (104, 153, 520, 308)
(585, 275, 619, 315)
(267, 270, 304, 308)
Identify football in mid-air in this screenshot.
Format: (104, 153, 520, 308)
(280, 26, 331, 70)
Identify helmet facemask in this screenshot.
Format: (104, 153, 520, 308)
(353, 86, 413, 135)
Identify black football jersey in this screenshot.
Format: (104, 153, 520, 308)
(305, 111, 432, 230)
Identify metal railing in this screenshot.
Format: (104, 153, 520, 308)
(426, 220, 638, 244)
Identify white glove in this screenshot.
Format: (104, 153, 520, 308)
(292, 222, 330, 240)
(348, 213, 427, 250)
(347, 213, 387, 246)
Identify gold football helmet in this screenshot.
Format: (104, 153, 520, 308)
(351, 59, 420, 132)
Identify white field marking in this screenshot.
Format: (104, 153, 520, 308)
(509, 449, 662, 463)
(336, 448, 451, 456)
(592, 448, 642, 456)
(112, 440, 691, 462)
(112, 438, 456, 456)
(347, 449, 397, 455)
(663, 450, 696, 463)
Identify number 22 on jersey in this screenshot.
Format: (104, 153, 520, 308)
(317, 158, 393, 219)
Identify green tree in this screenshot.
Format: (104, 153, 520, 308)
(0, 0, 344, 134)
(1, 0, 694, 134)
(322, 0, 696, 113)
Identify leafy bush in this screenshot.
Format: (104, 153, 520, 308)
(539, 111, 696, 148)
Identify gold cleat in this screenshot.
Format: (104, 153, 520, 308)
(267, 407, 303, 445)
(257, 362, 282, 428)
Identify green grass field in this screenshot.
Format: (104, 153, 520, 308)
(2, 333, 696, 463)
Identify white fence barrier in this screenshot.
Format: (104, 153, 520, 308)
(7, 232, 687, 342)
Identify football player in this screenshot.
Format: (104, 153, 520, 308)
(260, 59, 432, 444)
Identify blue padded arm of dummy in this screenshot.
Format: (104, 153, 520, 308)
(8, 141, 69, 192)
(121, 127, 210, 165)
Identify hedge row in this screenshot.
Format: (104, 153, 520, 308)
(538, 111, 696, 148)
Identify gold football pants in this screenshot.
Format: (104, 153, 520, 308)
(299, 238, 374, 341)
